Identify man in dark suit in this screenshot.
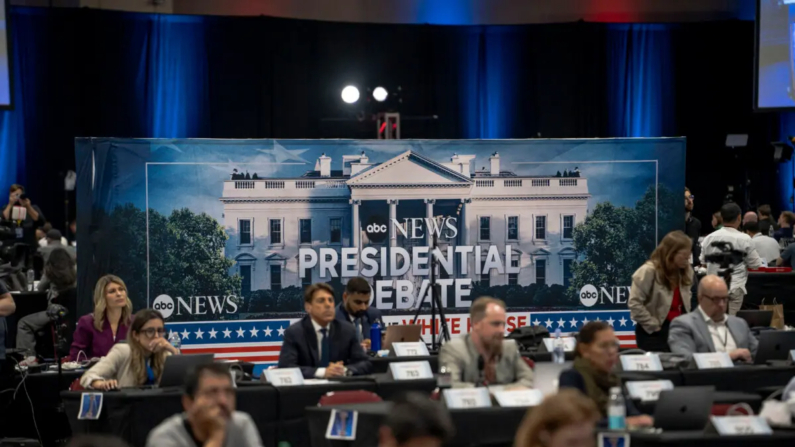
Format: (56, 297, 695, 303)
(335, 276, 383, 352)
(278, 283, 372, 379)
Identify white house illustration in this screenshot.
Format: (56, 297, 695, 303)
(220, 151, 590, 298)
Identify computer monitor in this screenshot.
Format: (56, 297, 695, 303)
(754, 331, 795, 365)
(159, 354, 215, 388)
(736, 310, 773, 328)
(653, 386, 714, 431)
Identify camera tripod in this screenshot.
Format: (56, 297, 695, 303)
(411, 231, 451, 351)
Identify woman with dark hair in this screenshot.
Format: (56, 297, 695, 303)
(558, 321, 653, 427)
(16, 248, 77, 363)
(628, 230, 694, 352)
(80, 309, 180, 390)
(514, 389, 600, 447)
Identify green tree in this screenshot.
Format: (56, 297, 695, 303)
(94, 205, 240, 319)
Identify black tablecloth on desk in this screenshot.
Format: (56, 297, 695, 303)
(619, 365, 795, 394)
(63, 386, 280, 447)
(307, 402, 528, 447)
(633, 391, 763, 415)
(629, 431, 795, 447)
(0, 370, 81, 445)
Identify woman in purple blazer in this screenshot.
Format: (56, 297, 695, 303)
(69, 275, 133, 361)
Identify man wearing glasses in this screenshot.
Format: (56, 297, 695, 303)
(684, 187, 701, 265)
(668, 275, 757, 363)
(147, 363, 263, 447)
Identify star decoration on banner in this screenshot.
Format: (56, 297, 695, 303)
(208, 329, 218, 339)
(606, 317, 615, 327)
(236, 327, 246, 338)
(278, 326, 286, 336)
(631, 319, 637, 326)
(168, 330, 178, 340)
(557, 318, 566, 328)
(594, 316, 601, 322)
(264, 327, 273, 337)
(569, 317, 578, 328)
(532, 319, 541, 326)
(545, 319, 553, 328)
(582, 316, 589, 325)
(222, 328, 232, 338)
(181, 329, 191, 340)
(195, 328, 204, 339)
(250, 327, 259, 337)
(619, 317, 627, 327)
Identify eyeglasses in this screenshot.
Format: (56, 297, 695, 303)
(197, 387, 235, 398)
(596, 341, 621, 352)
(687, 194, 695, 200)
(140, 328, 167, 337)
(702, 294, 729, 304)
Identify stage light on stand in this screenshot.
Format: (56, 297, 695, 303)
(373, 86, 388, 102)
(341, 86, 360, 104)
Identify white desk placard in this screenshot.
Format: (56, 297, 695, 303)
(264, 368, 304, 386)
(542, 337, 577, 352)
(710, 416, 773, 435)
(494, 389, 544, 407)
(620, 354, 663, 372)
(625, 380, 674, 402)
(392, 342, 430, 357)
(442, 387, 492, 409)
(389, 361, 433, 381)
(693, 352, 733, 369)
(789, 350, 795, 362)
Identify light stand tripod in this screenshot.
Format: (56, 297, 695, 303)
(411, 230, 451, 351)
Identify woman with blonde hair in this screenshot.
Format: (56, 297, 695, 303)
(514, 389, 600, 447)
(628, 230, 694, 352)
(80, 309, 179, 390)
(69, 275, 133, 361)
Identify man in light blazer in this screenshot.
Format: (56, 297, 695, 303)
(439, 297, 533, 388)
(668, 275, 757, 362)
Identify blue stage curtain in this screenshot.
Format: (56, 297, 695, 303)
(779, 112, 795, 212)
(458, 27, 520, 139)
(144, 14, 209, 138)
(607, 24, 675, 138)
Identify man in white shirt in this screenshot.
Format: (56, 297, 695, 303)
(699, 203, 763, 315)
(278, 283, 372, 378)
(744, 221, 781, 266)
(668, 275, 757, 362)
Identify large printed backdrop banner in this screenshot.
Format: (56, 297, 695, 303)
(76, 137, 684, 373)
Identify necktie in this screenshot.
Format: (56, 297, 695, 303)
(354, 318, 363, 342)
(320, 328, 330, 367)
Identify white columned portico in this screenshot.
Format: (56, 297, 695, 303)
(350, 199, 361, 248)
(424, 198, 435, 246)
(388, 199, 399, 247)
(460, 198, 472, 277)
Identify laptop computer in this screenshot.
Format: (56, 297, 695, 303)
(754, 331, 795, 365)
(736, 310, 773, 328)
(383, 325, 422, 351)
(653, 386, 714, 431)
(158, 354, 215, 388)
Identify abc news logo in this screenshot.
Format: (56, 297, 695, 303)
(153, 294, 176, 318)
(579, 284, 598, 307)
(366, 223, 388, 234)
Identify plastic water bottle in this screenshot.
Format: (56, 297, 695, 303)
(26, 268, 34, 291)
(168, 330, 181, 350)
(370, 320, 382, 352)
(608, 386, 627, 430)
(552, 328, 565, 364)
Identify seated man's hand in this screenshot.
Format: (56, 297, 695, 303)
(360, 339, 371, 352)
(729, 348, 752, 363)
(324, 362, 346, 378)
(626, 415, 654, 427)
